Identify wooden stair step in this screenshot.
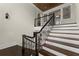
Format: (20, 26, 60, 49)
(51, 30, 79, 34)
(52, 29, 79, 30)
(46, 39, 79, 48)
(53, 23, 77, 27)
(48, 34, 79, 41)
(39, 49, 56, 56)
(43, 44, 79, 56)
(47, 36, 79, 45)
(50, 32, 79, 35)
(52, 27, 79, 30)
(54, 23, 77, 26)
(53, 26, 77, 28)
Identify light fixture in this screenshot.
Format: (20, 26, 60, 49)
(5, 13, 9, 19)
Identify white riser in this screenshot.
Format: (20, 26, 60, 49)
(52, 27, 79, 29)
(49, 33, 79, 39)
(53, 24, 77, 27)
(47, 37, 79, 45)
(46, 41, 79, 54)
(43, 46, 66, 56)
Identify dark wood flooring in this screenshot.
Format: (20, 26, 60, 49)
(0, 45, 22, 56)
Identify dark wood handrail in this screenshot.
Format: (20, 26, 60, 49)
(23, 34, 43, 45)
(24, 35, 34, 38)
(23, 35, 35, 43)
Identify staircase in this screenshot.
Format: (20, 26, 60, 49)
(22, 13, 79, 56)
(39, 23, 79, 56)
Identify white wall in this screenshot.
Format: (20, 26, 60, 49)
(75, 4, 79, 26)
(0, 3, 42, 49)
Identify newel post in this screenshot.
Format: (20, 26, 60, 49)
(22, 35, 25, 56)
(34, 32, 39, 56)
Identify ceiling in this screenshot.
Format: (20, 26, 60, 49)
(34, 3, 63, 11)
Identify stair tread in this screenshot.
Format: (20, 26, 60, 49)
(48, 34, 79, 41)
(52, 25, 77, 28)
(48, 35, 79, 41)
(43, 46, 66, 56)
(53, 24, 77, 27)
(46, 39, 79, 48)
(50, 32, 79, 35)
(54, 23, 77, 25)
(51, 30, 79, 34)
(52, 29, 79, 30)
(47, 36, 79, 45)
(39, 49, 56, 56)
(43, 44, 79, 56)
(52, 27, 79, 29)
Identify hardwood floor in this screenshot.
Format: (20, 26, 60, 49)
(0, 45, 22, 56)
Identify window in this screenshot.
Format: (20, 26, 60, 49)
(63, 6, 71, 19)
